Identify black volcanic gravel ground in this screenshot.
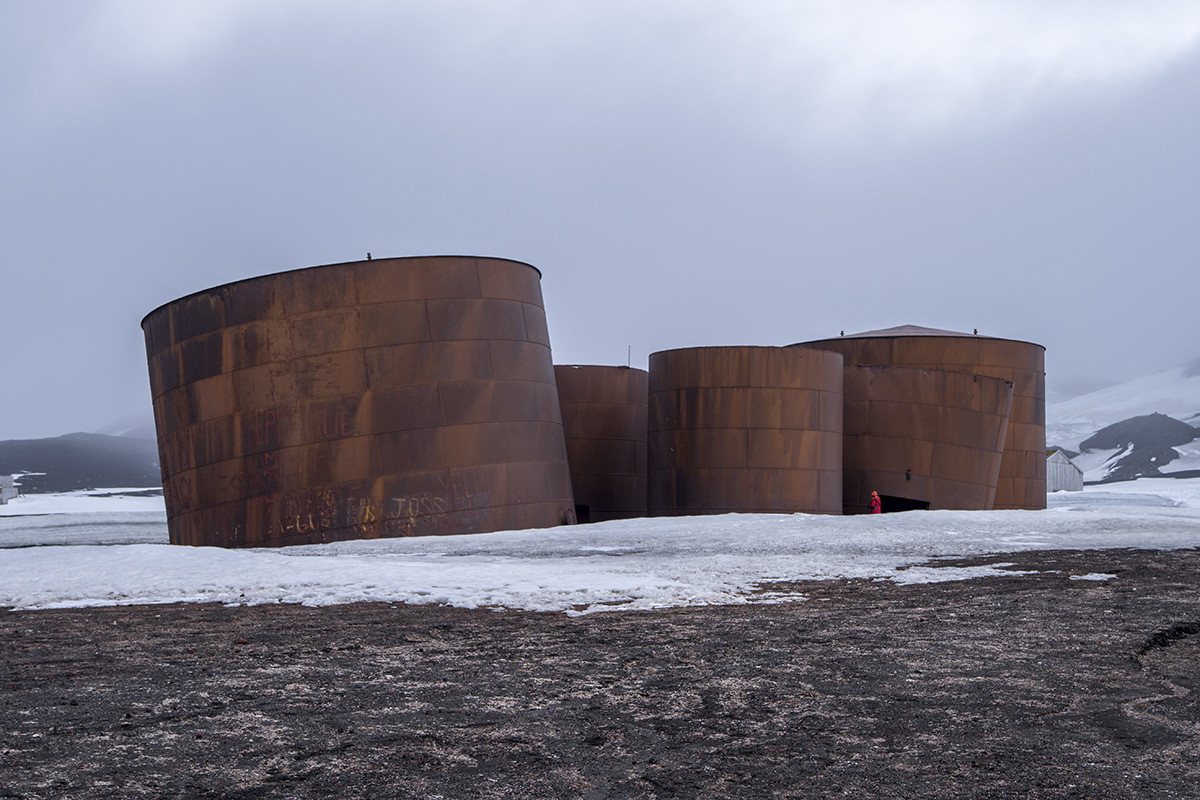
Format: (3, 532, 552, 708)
(3, 547, 1200, 799)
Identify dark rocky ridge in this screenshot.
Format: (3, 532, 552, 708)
(1078, 413, 1200, 483)
(0, 432, 160, 493)
(1081, 413, 1199, 452)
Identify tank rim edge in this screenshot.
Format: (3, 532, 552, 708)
(648, 344, 846, 359)
(555, 364, 649, 373)
(791, 336, 1046, 352)
(139, 254, 543, 331)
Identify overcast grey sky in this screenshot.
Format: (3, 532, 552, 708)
(3, 0, 1199, 440)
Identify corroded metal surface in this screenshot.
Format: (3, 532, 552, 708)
(841, 365, 1014, 514)
(555, 365, 648, 522)
(796, 326, 1046, 510)
(647, 346, 843, 516)
(142, 256, 576, 547)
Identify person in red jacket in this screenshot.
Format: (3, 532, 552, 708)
(869, 491, 881, 514)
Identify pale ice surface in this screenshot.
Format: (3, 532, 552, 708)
(0, 489, 167, 547)
(1, 481, 1199, 615)
(0, 489, 166, 517)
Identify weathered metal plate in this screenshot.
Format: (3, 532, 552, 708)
(647, 346, 843, 516)
(555, 365, 648, 522)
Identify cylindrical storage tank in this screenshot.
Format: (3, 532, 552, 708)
(648, 346, 843, 516)
(796, 325, 1046, 510)
(142, 255, 576, 547)
(555, 365, 648, 522)
(841, 365, 1014, 513)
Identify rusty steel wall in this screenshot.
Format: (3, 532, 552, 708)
(142, 255, 576, 547)
(554, 365, 648, 522)
(647, 346, 843, 516)
(841, 365, 1014, 514)
(796, 326, 1046, 510)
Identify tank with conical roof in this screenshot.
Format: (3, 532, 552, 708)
(793, 325, 1045, 511)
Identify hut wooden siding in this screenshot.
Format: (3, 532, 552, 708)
(1046, 450, 1083, 492)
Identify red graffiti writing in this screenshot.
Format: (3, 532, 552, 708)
(320, 409, 352, 439)
(242, 408, 288, 449)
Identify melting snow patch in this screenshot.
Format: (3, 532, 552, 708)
(1, 479, 1199, 612)
(888, 564, 1039, 585)
(1069, 573, 1117, 581)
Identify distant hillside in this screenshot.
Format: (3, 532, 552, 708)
(1049, 359, 1200, 484)
(0, 433, 161, 493)
(1074, 413, 1200, 483)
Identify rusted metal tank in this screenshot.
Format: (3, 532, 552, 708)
(796, 325, 1046, 510)
(841, 365, 1014, 513)
(142, 255, 576, 547)
(647, 346, 843, 516)
(554, 365, 648, 522)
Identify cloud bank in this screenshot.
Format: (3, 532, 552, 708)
(70, 0, 1200, 145)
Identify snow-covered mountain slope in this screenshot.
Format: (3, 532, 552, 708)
(1069, 413, 1200, 483)
(1049, 358, 1200, 448)
(1048, 359, 1200, 483)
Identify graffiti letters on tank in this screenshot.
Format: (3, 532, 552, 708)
(318, 409, 352, 439)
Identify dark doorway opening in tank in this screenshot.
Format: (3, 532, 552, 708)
(575, 504, 591, 524)
(879, 495, 931, 513)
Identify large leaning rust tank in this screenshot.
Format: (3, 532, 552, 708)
(555, 365, 648, 523)
(142, 255, 576, 547)
(840, 365, 1014, 514)
(647, 346, 844, 516)
(795, 325, 1046, 510)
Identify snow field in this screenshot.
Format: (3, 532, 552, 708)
(1, 481, 1198, 614)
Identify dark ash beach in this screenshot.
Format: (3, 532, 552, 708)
(3, 547, 1199, 799)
